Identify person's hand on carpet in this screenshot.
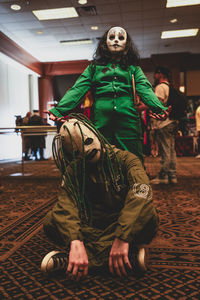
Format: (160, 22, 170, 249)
(67, 240, 89, 281)
(109, 238, 132, 277)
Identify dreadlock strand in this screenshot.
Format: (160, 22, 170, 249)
(53, 132, 83, 212)
(63, 125, 81, 201)
(76, 128, 91, 224)
(62, 122, 89, 221)
(58, 136, 81, 206)
(75, 122, 87, 209)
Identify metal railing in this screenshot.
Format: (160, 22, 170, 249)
(0, 126, 57, 175)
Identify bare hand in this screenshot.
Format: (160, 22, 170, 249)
(149, 106, 172, 120)
(109, 238, 132, 277)
(67, 240, 89, 281)
(44, 110, 65, 123)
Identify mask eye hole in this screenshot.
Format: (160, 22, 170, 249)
(84, 138, 93, 145)
(119, 35, 124, 40)
(109, 35, 115, 40)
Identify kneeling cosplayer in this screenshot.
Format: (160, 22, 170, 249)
(41, 114, 158, 280)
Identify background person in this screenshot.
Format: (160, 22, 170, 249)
(28, 110, 46, 160)
(22, 111, 32, 160)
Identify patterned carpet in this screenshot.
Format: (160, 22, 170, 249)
(0, 157, 200, 299)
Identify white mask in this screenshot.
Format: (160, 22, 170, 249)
(106, 27, 127, 53)
(60, 119, 102, 164)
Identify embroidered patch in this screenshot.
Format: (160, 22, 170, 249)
(133, 183, 149, 199)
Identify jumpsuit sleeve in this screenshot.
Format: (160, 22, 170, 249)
(114, 150, 158, 242)
(134, 66, 167, 114)
(50, 183, 83, 244)
(50, 64, 94, 118)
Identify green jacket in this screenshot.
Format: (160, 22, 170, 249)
(50, 64, 166, 141)
(50, 147, 158, 245)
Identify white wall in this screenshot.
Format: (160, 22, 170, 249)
(0, 52, 39, 160)
(0, 52, 39, 127)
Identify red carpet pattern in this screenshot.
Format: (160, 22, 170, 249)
(0, 158, 200, 299)
(1, 244, 199, 299)
(0, 172, 59, 261)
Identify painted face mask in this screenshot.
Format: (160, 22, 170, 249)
(60, 119, 102, 164)
(106, 27, 127, 53)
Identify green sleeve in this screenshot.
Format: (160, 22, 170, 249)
(114, 150, 158, 242)
(50, 64, 93, 118)
(51, 185, 83, 244)
(134, 66, 167, 113)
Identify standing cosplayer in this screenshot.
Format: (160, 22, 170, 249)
(47, 27, 169, 163)
(41, 114, 159, 280)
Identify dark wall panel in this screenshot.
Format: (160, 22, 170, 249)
(53, 74, 80, 101)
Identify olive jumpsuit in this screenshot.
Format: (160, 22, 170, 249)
(43, 148, 159, 269)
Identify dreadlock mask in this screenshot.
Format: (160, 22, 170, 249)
(60, 118, 102, 164)
(106, 27, 127, 53)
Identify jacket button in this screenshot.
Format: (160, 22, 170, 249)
(114, 76, 117, 80)
(114, 106, 117, 110)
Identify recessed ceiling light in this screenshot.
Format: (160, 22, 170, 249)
(37, 31, 43, 35)
(91, 26, 98, 30)
(32, 7, 78, 21)
(10, 4, 21, 11)
(161, 28, 199, 39)
(170, 18, 178, 23)
(78, 0, 87, 4)
(166, 0, 200, 8)
(60, 39, 93, 45)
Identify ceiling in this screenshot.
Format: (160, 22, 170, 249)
(0, 0, 200, 62)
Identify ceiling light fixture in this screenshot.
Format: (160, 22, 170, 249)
(10, 4, 21, 10)
(37, 31, 43, 35)
(78, 0, 88, 4)
(166, 0, 200, 8)
(60, 39, 93, 45)
(91, 26, 98, 30)
(161, 28, 199, 39)
(32, 7, 78, 20)
(170, 18, 178, 23)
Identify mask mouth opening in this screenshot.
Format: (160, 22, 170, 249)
(86, 148, 98, 161)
